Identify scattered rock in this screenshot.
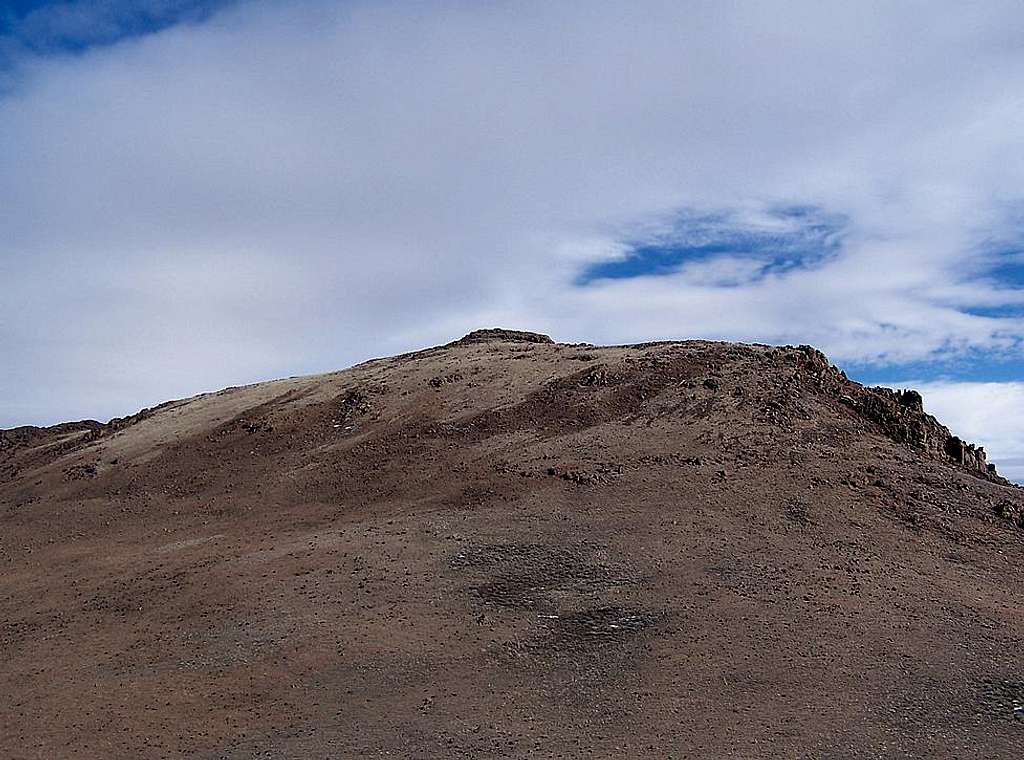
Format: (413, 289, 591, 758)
(429, 373, 463, 388)
(980, 679, 1024, 723)
(337, 389, 370, 420)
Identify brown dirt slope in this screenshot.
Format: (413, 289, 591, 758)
(2, 329, 1023, 759)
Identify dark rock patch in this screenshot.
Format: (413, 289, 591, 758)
(451, 542, 633, 610)
(980, 679, 1024, 723)
(451, 328, 555, 346)
(530, 606, 659, 654)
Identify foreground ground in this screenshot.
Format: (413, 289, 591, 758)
(2, 329, 1023, 758)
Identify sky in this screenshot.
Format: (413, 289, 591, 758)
(1, 1, 1024, 480)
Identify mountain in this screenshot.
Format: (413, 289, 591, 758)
(2, 329, 1023, 758)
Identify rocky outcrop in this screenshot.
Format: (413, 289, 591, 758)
(784, 345, 998, 478)
(852, 388, 996, 477)
(945, 436, 993, 473)
(451, 328, 554, 346)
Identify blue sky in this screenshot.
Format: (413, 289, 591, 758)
(1, 0, 1023, 479)
(576, 206, 847, 285)
(0, 0, 235, 52)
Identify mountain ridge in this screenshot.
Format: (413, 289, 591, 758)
(2, 330, 1023, 758)
(1, 330, 1008, 490)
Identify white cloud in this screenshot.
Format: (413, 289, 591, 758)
(3, 1, 1024, 426)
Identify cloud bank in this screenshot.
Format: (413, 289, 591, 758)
(2, 0, 1024, 480)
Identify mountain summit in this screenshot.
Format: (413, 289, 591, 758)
(3, 331, 1023, 757)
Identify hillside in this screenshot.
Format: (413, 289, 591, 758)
(2, 329, 1023, 758)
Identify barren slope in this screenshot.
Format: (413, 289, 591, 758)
(2, 330, 1023, 758)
